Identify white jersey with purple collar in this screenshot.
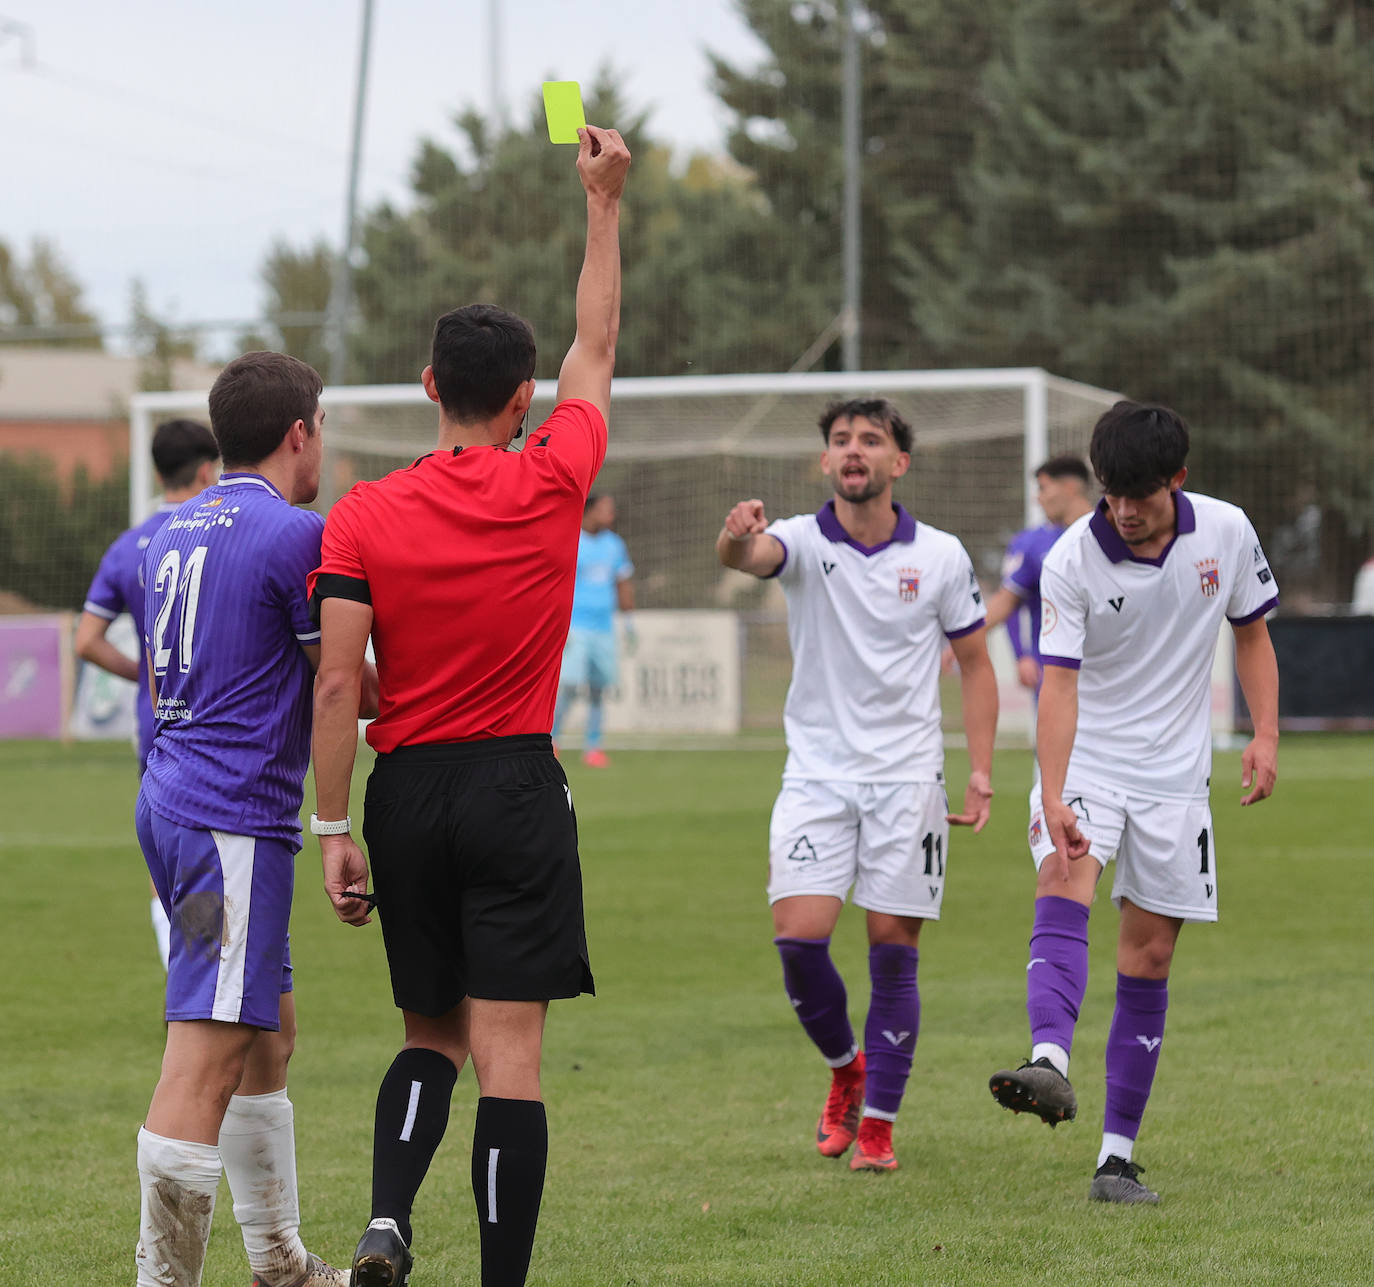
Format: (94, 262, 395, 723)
(765, 501, 985, 783)
(1038, 491, 1279, 800)
(140, 473, 324, 846)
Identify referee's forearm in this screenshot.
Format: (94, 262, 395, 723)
(312, 676, 361, 821)
(576, 195, 622, 354)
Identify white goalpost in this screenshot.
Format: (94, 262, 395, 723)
(131, 367, 1137, 747)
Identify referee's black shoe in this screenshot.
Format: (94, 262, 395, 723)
(988, 1056, 1078, 1127)
(349, 1219, 413, 1287)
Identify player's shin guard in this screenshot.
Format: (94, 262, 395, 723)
(774, 936, 858, 1066)
(219, 1089, 308, 1284)
(136, 1126, 221, 1287)
(862, 943, 919, 1117)
(471, 1097, 548, 1287)
(370, 1047, 459, 1247)
(1026, 896, 1090, 1073)
(1102, 972, 1168, 1157)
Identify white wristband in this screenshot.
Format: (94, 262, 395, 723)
(310, 813, 352, 836)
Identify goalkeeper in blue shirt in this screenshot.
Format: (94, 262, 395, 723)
(553, 492, 635, 766)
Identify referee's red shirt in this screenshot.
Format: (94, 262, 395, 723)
(307, 398, 606, 753)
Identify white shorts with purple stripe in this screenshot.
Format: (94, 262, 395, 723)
(136, 791, 294, 1029)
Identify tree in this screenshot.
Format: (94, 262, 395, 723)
(344, 76, 833, 383)
(129, 280, 199, 392)
(899, 0, 1374, 595)
(254, 239, 335, 375)
(709, 0, 999, 369)
(0, 238, 102, 347)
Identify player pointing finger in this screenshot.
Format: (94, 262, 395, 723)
(717, 398, 998, 1175)
(725, 499, 769, 539)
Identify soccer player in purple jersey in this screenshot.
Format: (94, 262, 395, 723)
(76, 418, 219, 970)
(945, 458, 1094, 695)
(133, 352, 369, 1287)
(984, 458, 1095, 690)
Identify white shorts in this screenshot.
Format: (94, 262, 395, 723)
(768, 778, 950, 919)
(1028, 778, 1217, 922)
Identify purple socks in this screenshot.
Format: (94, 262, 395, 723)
(1026, 896, 1090, 1057)
(774, 937, 856, 1065)
(1104, 972, 1169, 1140)
(862, 943, 920, 1117)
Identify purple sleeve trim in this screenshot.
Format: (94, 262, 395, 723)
(1228, 596, 1279, 627)
(762, 535, 789, 579)
(1040, 654, 1082, 670)
(945, 617, 986, 641)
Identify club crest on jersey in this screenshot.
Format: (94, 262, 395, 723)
(898, 568, 920, 602)
(1196, 558, 1221, 597)
(201, 496, 226, 508)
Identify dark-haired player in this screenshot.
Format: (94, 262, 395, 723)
(308, 124, 630, 1287)
(717, 398, 998, 1174)
(77, 418, 220, 969)
(989, 400, 1280, 1204)
(134, 352, 357, 1287)
(983, 456, 1095, 692)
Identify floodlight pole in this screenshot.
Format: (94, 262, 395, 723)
(489, 0, 507, 129)
(0, 16, 36, 67)
(325, 0, 375, 387)
(841, 0, 862, 371)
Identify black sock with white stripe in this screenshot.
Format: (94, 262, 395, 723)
(370, 1047, 458, 1246)
(470, 1097, 548, 1287)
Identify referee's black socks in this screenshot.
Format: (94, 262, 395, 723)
(370, 1046, 458, 1246)
(471, 1096, 548, 1287)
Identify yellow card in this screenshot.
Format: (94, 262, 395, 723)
(542, 80, 586, 144)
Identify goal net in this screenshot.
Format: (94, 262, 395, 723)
(131, 368, 1121, 746)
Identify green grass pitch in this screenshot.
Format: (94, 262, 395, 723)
(1, 736, 1369, 1285)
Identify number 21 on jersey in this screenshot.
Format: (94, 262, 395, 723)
(152, 545, 208, 677)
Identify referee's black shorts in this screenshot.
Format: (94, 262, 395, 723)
(362, 733, 594, 1015)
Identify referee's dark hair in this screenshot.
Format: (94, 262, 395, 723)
(151, 419, 220, 489)
(1090, 400, 1190, 499)
(431, 304, 537, 423)
(818, 398, 914, 455)
(1034, 454, 1092, 488)
(209, 351, 324, 469)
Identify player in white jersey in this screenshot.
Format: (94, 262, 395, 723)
(718, 398, 998, 1173)
(988, 401, 1279, 1204)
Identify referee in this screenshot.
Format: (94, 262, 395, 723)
(308, 124, 630, 1287)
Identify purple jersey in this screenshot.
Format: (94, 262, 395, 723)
(83, 504, 179, 765)
(140, 474, 323, 847)
(1000, 522, 1065, 662)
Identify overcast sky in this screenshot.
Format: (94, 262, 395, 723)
(1, 0, 765, 345)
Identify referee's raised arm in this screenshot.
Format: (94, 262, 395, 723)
(555, 125, 631, 422)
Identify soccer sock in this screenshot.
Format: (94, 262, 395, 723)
(218, 1088, 307, 1284)
(136, 1126, 221, 1287)
(774, 937, 858, 1066)
(1025, 895, 1090, 1076)
(1101, 972, 1169, 1166)
(370, 1047, 458, 1247)
(585, 685, 605, 749)
(471, 1096, 548, 1287)
(150, 896, 171, 972)
(861, 943, 919, 1119)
